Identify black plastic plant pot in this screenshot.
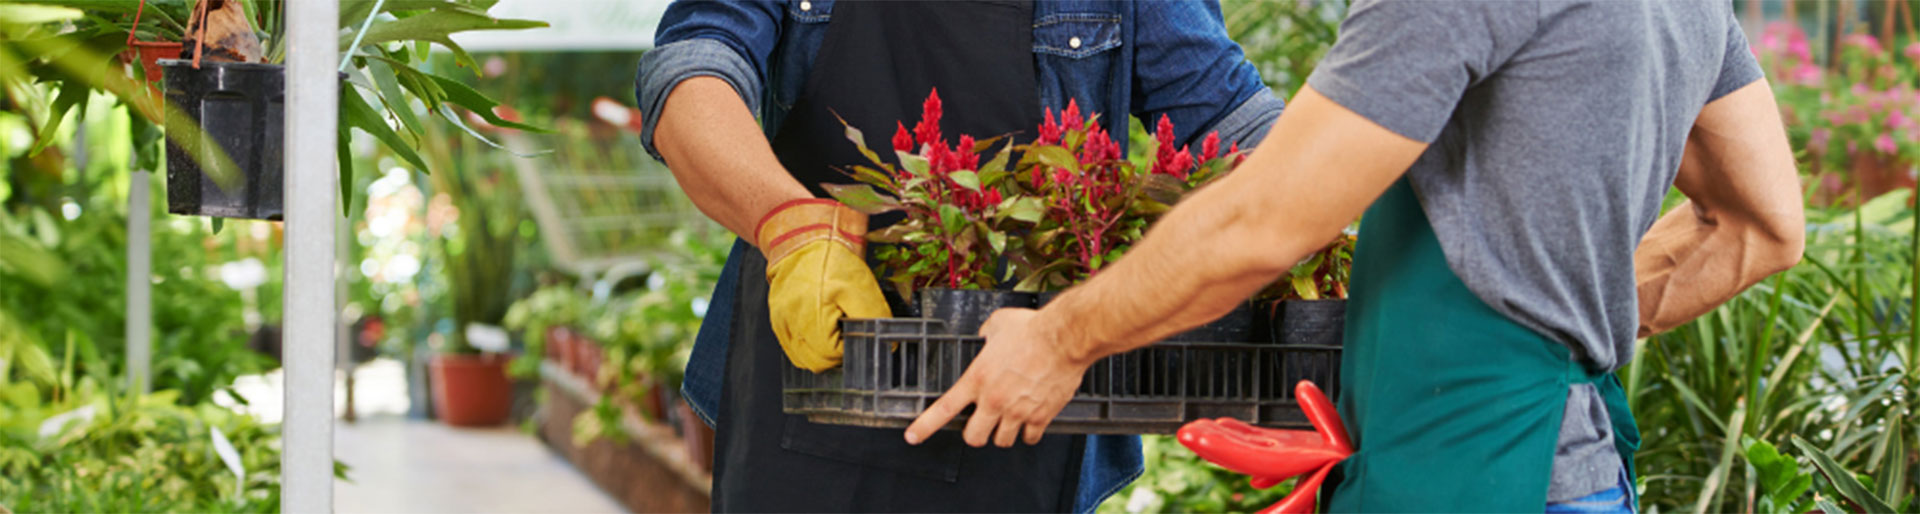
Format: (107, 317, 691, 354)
(1163, 301, 1259, 343)
(161, 59, 286, 220)
(917, 288, 1036, 336)
(1270, 299, 1346, 346)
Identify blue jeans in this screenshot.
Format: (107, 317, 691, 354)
(1545, 469, 1636, 514)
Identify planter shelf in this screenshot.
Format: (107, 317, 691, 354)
(540, 361, 712, 513)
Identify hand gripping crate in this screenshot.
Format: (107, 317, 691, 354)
(781, 318, 1341, 434)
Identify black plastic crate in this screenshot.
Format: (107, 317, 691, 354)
(782, 318, 1341, 434)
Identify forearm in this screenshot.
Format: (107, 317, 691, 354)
(1634, 200, 1800, 337)
(654, 76, 812, 240)
(1638, 81, 1806, 337)
(1038, 87, 1421, 365)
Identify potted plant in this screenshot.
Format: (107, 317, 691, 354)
(503, 282, 590, 379)
(424, 125, 528, 427)
(819, 91, 1035, 334)
(1259, 232, 1354, 346)
(826, 91, 1255, 339)
(1756, 23, 1919, 207)
(0, 0, 548, 220)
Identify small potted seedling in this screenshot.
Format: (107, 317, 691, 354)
(1258, 232, 1353, 346)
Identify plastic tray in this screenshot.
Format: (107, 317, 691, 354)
(781, 318, 1341, 435)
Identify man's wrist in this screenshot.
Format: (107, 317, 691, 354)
(1037, 293, 1101, 368)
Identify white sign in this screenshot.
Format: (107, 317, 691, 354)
(450, 0, 673, 52)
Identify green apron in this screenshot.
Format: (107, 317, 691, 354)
(1327, 179, 1640, 511)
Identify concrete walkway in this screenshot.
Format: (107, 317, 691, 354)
(333, 416, 625, 513)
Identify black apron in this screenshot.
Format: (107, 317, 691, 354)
(712, 2, 1083, 512)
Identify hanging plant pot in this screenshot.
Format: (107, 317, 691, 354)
(429, 353, 514, 427)
(917, 288, 1036, 335)
(160, 59, 287, 220)
(1267, 299, 1345, 346)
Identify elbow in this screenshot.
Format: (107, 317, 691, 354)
(1757, 211, 1806, 275)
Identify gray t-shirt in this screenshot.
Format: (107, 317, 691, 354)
(1305, 0, 1763, 501)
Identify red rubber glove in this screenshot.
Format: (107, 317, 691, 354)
(1177, 381, 1352, 514)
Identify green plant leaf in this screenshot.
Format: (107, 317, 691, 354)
(821, 184, 899, 215)
(338, 124, 354, 217)
(978, 224, 1007, 254)
(368, 60, 427, 138)
(341, 86, 432, 174)
(830, 112, 890, 168)
(896, 151, 930, 177)
(343, 9, 546, 52)
(28, 79, 88, 156)
(435, 104, 549, 157)
(1792, 435, 1896, 514)
(1024, 145, 1080, 174)
(938, 204, 968, 235)
(948, 170, 981, 192)
(978, 143, 1012, 184)
(427, 74, 546, 132)
(1000, 196, 1046, 224)
(847, 165, 897, 190)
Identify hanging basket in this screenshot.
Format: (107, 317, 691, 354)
(161, 58, 287, 220)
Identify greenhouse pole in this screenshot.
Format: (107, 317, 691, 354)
(284, 0, 340, 511)
(127, 170, 151, 394)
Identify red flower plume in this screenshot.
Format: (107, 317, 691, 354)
(893, 121, 914, 152)
(914, 88, 944, 147)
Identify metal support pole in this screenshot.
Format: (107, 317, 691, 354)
(284, 0, 340, 511)
(127, 170, 152, 394)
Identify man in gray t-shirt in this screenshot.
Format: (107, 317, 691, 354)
(907, 0, 1807, 511)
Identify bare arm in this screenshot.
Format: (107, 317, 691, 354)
(1050, 86, 1428, 363)
(653, 76, 813, 240)
(905, 86, 1427, 446)
(1635, 81, 1806, 337)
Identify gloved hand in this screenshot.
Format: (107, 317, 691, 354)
(755, 199, 893, 372)
(1177, 381, 1353, 514)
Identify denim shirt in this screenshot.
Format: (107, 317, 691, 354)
(635, 2, 1283, 512)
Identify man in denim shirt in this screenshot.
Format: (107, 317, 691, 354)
(636, 1, 1280, 511)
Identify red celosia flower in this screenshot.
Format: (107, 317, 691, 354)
(1039, 109, 1064, 145)
(893, 121, 914, 152)
(1200, 132, 1220, 162)
(1063, 99, 1084, 131)
(1229, 142, 1247, 168)
(1168, 148, 1194, 180)
(957, 135, 979, 170)
(914, 89, 944, 147)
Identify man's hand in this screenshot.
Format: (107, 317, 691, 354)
(904, 308, 1090, 448)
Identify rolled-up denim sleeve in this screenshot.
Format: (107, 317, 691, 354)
(636, 0, 785, 162)
(1129, 0, 1283, 149)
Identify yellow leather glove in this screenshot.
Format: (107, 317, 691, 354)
(755, 199, 893, 372)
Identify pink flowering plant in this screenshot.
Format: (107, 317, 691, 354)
(1001, 103, 1243, 291)
(823, 89, 1025, 294)
(1756, 23, 1919, 203)
(824, 90, 1247, 297)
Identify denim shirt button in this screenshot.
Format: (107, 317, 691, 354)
(1069, 36, 1082, 49)
(800, 1, 812, 11)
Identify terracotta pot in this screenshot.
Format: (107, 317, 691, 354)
(677, 400, 715, 474)
(571, 336, 597, 378)
(1849, 151, 1915, 203)
(541, 327, 560, 362)
(429, 353, 513, 427)
(639, 376, 668, 421)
